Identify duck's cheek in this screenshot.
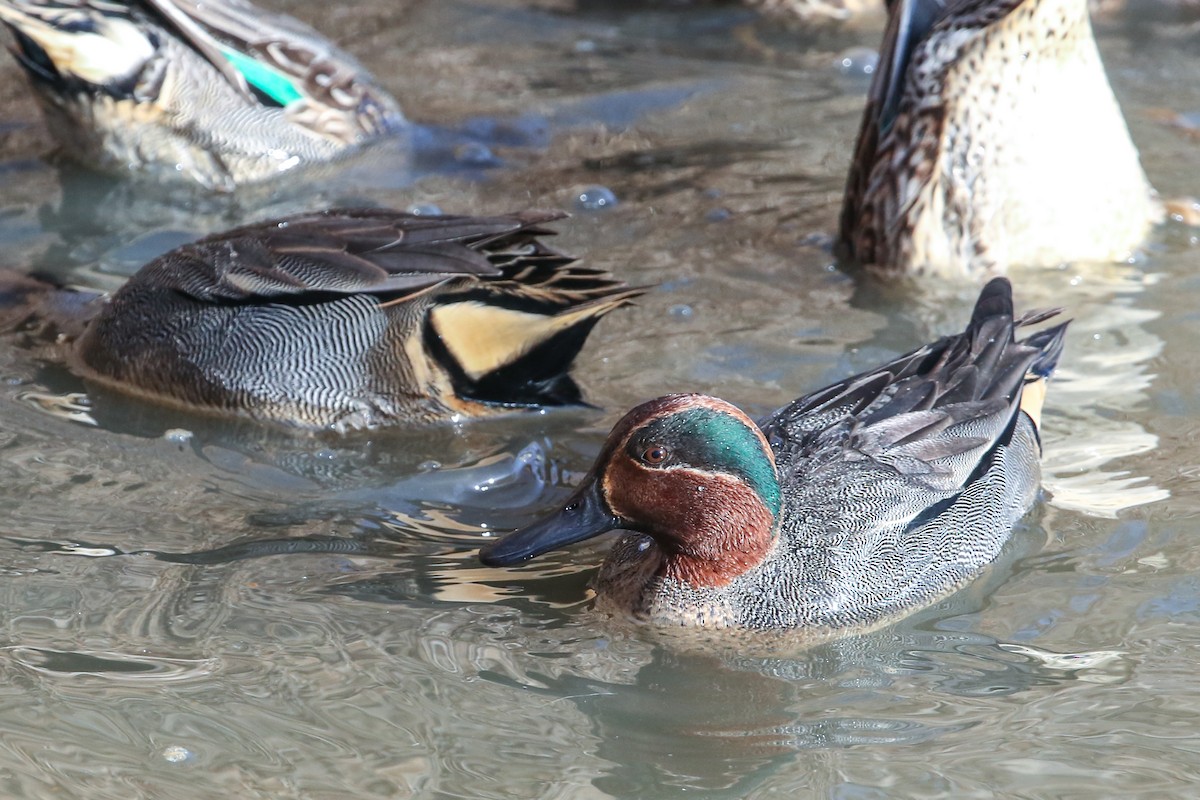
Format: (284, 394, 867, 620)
(603, 460, 705, 540)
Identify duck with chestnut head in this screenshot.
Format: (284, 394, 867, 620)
(481, 278, 1068, 632)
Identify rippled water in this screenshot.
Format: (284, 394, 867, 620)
(1, 1, 1199, 797)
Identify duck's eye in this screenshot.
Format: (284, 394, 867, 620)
(640, 445, 669, 466)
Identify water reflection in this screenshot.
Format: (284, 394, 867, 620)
(459, 611, 1131, 797)
(6, 646, 218, 682)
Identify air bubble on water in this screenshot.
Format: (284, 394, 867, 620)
(161, 745, 194, 765)
(836, 47, 879, 78)
(575, 185, 618, 211)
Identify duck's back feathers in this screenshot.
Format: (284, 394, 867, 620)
(141, 0, 402, 141)
(132, 209, 561, 303)
(764, 277, 1064, 488)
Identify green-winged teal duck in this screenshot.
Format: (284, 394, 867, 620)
(0, 0, 405, 190)
(481, 278, 1067, 632)
(2, 209, 643, 431)
(838, 0, 1160, 277)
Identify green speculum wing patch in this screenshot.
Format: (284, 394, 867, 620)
(219, 47, 303, 106)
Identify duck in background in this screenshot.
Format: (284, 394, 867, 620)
(481, 278, 1067, 633)
(742, 0, 879, 23)
(1, 209, 644, 431)
(837, 0, 1161, 278)
(0, 0, 406, 191)
(746, 0, 1200, 24)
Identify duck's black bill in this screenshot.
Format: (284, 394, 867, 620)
(479, 479, 620, 567)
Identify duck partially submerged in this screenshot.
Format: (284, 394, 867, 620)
(745, 0, 879, 23)
(0, 0, 405, 190)
(838, 0, 1160, 277)
(3, 209, 643, 431)
(481, 278, 1067, 632)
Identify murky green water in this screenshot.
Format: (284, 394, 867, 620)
(0, 1, 1199, 797)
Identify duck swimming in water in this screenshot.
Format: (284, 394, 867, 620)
(0, 0, 405, 190)
(1, 209, 643, 431)
(481, 278, 1067, 632)
(837, 0, 1160, 277)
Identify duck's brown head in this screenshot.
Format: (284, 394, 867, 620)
(479, 393, 782, 588)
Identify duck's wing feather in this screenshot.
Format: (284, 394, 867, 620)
(837, 0, 1024, 269)
(856, 0, 1022, 151)
(761, 278, 1067, 502)
(874, 0, 951, 134)
(144, 0, 401, 135)
(838, 0, 953, 261)
(134, 209, 574, 304)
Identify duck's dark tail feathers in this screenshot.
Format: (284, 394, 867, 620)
(971, 277, 1069, 376)
(962, 277, 1069, 435)
(1022, 322, 1069, 380)
(969, 276, 1017, 328)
